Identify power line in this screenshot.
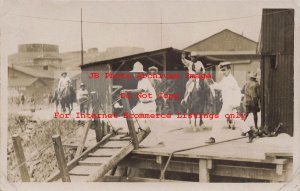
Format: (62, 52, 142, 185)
(11, 9, 291, 25)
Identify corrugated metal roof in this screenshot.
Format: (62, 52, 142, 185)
(80, 47, 182, 68)
(184, 29, 258, 51)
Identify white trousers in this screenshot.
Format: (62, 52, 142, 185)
(210, 104, 250, 139)
(132, 101, 163, 145)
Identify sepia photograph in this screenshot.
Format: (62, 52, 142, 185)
(0, 0, 299, 190)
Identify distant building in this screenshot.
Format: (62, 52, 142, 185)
(60, 47, 145, 68)
(8, 44, 62, 68)
(8, 65, 55, 102)
(8, 45, 145, 102)
(184, 29, 260, 88)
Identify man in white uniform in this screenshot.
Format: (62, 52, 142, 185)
(131, 62, 157, 115)
(206, 62, 254, 143)
(57, 72, 71, 99)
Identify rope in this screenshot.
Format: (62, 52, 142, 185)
(159, 136, 247, 181)
(12, 10, 291, 25)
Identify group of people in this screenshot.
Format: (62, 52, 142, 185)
(205, 62, 260, 143)
(55, 53, 261, 144)
(126, 52, 261, 144)
(56, 71, 89, 114)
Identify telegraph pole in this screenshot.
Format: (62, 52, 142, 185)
(81, 8, 84, 65)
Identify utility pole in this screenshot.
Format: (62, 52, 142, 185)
(160, 9, 163, 49)
(81, 8, 84, 66)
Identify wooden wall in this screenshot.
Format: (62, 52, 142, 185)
(81, 64, 112, 113)
(260, 9, 294, 135)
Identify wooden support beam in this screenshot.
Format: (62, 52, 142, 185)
(86, 128, 150, 182)
(112, 85, 123, 95)
(101, 120, 106, 135)
(52, 135, 71, 182)
(162, 52, 167, 75)
(211, 165, 285, 182)
(100, 175, 187, 182)
(207, 160, 213, 170)
(75, 120, 91, 158)
(95, 119, 104, 142)
(113, 61, 126, 74)
(265, 152, 293, 159)
(12, 134, 30, 182)
(199, 159, 210, 182)
(119, 156, 199, 174)
(276, 164, 283, 175)
(106, 122, 111, 133)
(156, 156, 163, 164)
(145, 56, 164, 67)
(121, 91, 139, 149)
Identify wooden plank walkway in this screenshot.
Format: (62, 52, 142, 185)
(46, 128, 150, 182)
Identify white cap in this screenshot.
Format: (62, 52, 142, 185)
(190, 51, 198, 57)
(219, 61, 231, 69)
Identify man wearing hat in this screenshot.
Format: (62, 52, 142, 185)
(182, 51, 205, 74)
(129, 62, 157, 116)
(206, 62, 254, 143)
(77, 83, 89, 113)
(57, 71, 71, 99)
(190, 51, 205, 73)
(242, 71, 260, 130)
(181, 52, 206, 104)
(148, 66, 162, 90)
(121, 62, 164, 144)
(148, 66, 163, 113)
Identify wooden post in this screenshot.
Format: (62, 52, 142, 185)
(199, 159, 210, 182)
(102, 120, 107, 135)
(106, 122, 110, 133)
(121, 91, 139, 149)
(157, 156, 167, 181)
(12, 134, 30, 182)
(162, 52, 167, 75)
(75, 120, 91, 158)
(95, 119, 104, 142)
(52, 135, 71, 182)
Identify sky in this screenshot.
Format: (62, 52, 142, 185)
(0, 0, 298, 58)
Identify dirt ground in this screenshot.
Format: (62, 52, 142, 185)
(7, 104, 84, 182)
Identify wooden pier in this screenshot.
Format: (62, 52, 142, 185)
(105, 129, 293, 183)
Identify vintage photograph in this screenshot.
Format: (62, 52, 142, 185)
(1, 0, 298, 188)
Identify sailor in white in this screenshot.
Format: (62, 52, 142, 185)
(206, 62, 253, 143)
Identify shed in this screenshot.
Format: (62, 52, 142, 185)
(80, 47, 222, 114)
(260, 9, 294, 135)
